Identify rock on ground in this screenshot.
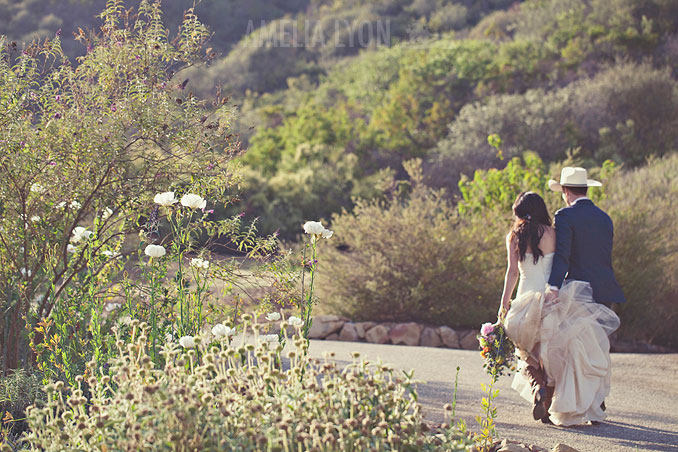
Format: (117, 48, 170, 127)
(365, 325, 390, 344)
(389, 322, 422, 346)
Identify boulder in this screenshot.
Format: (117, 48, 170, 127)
(325, 332, 340, 341)
(496, 441, 531, 452)
(355, 322, 376, 339)
(339, 323, 359, 342)
(365, 325, 390, 344)
(420, 327, 442, 347)
(389, 323, 422, 346)
(308, 315, 344, 339)
(438, 326, 460, 349)
(459, 329, 480, 351)
(551, 445, 579, 452)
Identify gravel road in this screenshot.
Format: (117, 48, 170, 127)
(307, 340, 678, 452)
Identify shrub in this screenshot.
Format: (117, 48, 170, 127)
(601, 154, 678, 346)
(431, 62, 678, 191)
(24, 321, 474, 451)
(0, 369, 45, 440)
(319, 160, 506, 327)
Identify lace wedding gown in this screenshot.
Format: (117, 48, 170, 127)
(506, 252, 620, 426)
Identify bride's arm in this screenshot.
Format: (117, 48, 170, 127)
(499, 233, 520, 317)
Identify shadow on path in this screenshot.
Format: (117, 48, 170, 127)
(563, 420, 678, 452)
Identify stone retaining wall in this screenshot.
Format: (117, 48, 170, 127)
(302, 315, 674, 353)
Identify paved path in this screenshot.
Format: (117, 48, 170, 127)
(307, 340, 678, 452)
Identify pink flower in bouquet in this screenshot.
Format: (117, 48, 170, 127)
(481, 322, 494, 336)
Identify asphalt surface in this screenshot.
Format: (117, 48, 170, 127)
(307, 340, 678, 452)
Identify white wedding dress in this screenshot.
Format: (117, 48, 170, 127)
(506, 252, 621, 426)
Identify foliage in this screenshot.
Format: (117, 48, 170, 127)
(24, 321, 475, 451)
(0, 369, 45, 440)
(0, 0, 241, 373)
(319, 159, 505, 326)
(601, 153, 678, 346)
(432, 62, 678, 190)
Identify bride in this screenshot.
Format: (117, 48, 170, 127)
(499, 192, 620, 426)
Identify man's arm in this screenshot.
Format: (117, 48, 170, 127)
(548, 209, 572, 289)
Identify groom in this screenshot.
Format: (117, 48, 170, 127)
(544, 167, 626, 307)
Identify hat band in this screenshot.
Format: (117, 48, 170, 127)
(561, 183, 589, 187)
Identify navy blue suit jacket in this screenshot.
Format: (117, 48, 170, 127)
(548, 199, 626, 304)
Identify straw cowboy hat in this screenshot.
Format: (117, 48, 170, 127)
(548, 167, 602, 192)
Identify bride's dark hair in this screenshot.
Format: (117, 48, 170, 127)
(510, 192, 552, 264)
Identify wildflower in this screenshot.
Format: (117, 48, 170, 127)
(102, 250, 120, 258)
(303, 221, 324, 235)
(154, 191, 178, 207)
(265, 312, 281, 322)
(20, 268, 32, 278)
(181, 193, 206, 210)
(30, 183, 45, 193)
(69, 200, 82, 210)
(67, 244, 77, 253)
(179, 336, 196, 348)
(102, 207, 114, 220)
(190, 258, 210, 270)
(288, 316, 304, 327)
(321, 228, 334, 239)
(263, 334, 279, 343)
(211, 323, 235, 339)
(30, 215, 40, 222)
(480, 322, 494, 336)
(144, 244, 166, 258)
(55, 201, 67, 209)
(71, 226, 93, 243)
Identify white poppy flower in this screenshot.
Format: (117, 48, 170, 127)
(30, 215, 40, 223)
(71, 226, 93, 243)
(321, 228, 333, 239)
(181, 193, 207, 210)
(102, 208, 114, 220)
(288, 316, 304, 327)
(69, 200, 82, 210)
(179, 336, 196, 348)
(265, 312, 281, 322)
(67, 244, 77, 253)
(211, 323, 235, 338)
(118, 316, 132, 326)
(263, 334, 279, 343)
(30, 183, 45, 194)
(303, 221, 325, 235)
(190, 258, 210, 270)
(154, 191, 178, 207)
(144, 244, 166, 258)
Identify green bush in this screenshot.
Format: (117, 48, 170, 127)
(0, 369, 45, 440)
(24, 321, 474, 451)
(319, 160, 507, 326)
(601, 154, 678, 346)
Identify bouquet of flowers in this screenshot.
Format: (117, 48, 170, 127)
(478, 321, 516, 382)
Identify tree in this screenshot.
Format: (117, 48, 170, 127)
(0, 0, 239, 371)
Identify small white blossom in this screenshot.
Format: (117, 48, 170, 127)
(30, 215, 40, 223)
(55, 201, 67, 209)
(30, 183, 46, 194)
(67, 244, 77, 253)
(288, 316, 304, 327)
(321, 228, 333, 239)
(20, 268, 32, 278)
(190, 258, 210, 270)
(211, 323, 235, 339)
(102, 250, 120, 258)
(154, 191, 178, 207)
(179, 336, 196, 348)
(144, 244, 166, 258)
(181, 193, 207, 210)
(71, 226, 93, 243)
(265, 312, 281, 322)
(118, 316, 132, 326)
(102, 207, 114, 220)
(263, 334, 279, 343)
(69, 200, 82, 210)
(303, 221, 325, 235)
